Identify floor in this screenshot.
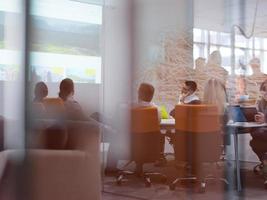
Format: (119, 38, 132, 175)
(102, 159, 267, 200)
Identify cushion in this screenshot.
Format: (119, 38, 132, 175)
(43, 125, 68, 149)
(28, 124, 68, 150)
(160, 105, 169, 119)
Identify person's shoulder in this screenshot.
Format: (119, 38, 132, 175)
(189, 100, 201, 104)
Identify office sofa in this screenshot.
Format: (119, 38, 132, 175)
(0, 119, 101, 200)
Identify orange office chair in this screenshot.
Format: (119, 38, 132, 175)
(116, 106, 167, 187)
(42, 98, 66, 119)
(170, 104, 228, 192)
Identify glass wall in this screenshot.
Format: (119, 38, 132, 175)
(193, 28, 267, 75)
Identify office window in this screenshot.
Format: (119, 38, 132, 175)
(193, 28, 267, 74)
(30, 0, 102, 83)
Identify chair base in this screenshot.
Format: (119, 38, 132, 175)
(116, 170, 167, 187)
(169, 175, 229, 193)
(253, 163, 263, 175)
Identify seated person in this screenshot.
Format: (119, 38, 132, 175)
(250, 80, 267, 163)
(170, 80, 201, 117)
(58, 78, 87, 120)
(135, 83, 166, 165)
(32, 82, 48, 118)
(33, 81, 48, 103)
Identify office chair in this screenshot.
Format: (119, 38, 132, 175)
(116, 107, 167, 187)
(169, 104, 228, 192)
(253, 153, 267, 190)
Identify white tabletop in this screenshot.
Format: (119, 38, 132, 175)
(227, 121, 267, 128)
(160, 119, 175, 126)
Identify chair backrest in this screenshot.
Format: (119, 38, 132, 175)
(173, 104, 222, 167)
(131, 106, 161, 163)
(42, 98, 65, 119)
(131, 106, 160, 133)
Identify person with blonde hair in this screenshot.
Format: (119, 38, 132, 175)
(203, 78, 230, 147)
(203, 78, 228, 115)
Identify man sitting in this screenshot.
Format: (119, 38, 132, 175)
(170, 80, 201, 117)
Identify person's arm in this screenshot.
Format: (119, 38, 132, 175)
(169, 109, 175, 118)
(66, 100, 88, 120)
(255, 112, 265, 124)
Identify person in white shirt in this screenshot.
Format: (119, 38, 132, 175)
(136, 83, 161, 121)
(170, 80, 201, 117)
(178, 80, 200, 104)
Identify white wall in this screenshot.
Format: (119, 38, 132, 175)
(102, 0, 132, 117)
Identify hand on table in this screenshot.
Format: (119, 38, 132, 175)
(255, 112, 265, 124)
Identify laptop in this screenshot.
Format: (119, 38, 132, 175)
(228, 105, 258, 122)
(240, 106, 258, 122)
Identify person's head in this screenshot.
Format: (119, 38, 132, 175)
(34, 81, 48, 102)
(59, 78, 74, 101)
(138, 83, 155, 102)
(259, 79, 267, 101)
(203, 78, 227, 114)
(207, 50, 222, 66)
(195, 57, 206, 68)
(249, 57, 261, 72)
(182, 80, 197, 96)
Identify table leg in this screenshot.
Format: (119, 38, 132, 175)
(234, 132, 242, 192)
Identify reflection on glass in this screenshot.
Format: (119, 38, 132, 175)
(0, 0, 25, 148)
(254, 37, 262, 49)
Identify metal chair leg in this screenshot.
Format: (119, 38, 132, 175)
(199, 181, 206, 193)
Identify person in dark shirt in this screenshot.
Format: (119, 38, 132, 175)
(170, 80, 201, 117)
(58, 78, 87, 120)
